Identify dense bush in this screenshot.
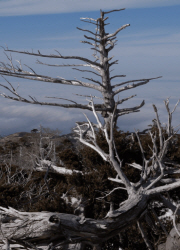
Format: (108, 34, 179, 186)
(1, 125, 180, 249)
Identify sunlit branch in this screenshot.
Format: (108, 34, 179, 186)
(80, 17, 98, 22)
(147, 180, 180, 195)
(36, 60, 87, 67)
(80, 40, 96, 46)
(73, 93, 103, 100)
(0, 70, 101, 91)
(103, 24, 130, 41)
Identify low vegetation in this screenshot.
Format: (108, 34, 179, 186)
(0, 122, 180, 249)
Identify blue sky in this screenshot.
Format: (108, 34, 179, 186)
(0, 0, 180, 136)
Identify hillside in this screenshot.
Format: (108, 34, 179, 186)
(0, 127, 180, 249)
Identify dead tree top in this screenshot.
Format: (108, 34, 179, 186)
(0, 8, 161, 125)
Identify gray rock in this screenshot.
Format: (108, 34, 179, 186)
(158, 243, 165, 250)
(165, 224, 180, 250)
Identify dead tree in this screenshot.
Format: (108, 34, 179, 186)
(1, 8, 179, 250)
(0, 8, 161, 128)
(0, 97, 180, 249)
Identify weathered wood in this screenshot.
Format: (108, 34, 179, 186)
(0, 192, 148, 248)
(0, 8, 179, 250)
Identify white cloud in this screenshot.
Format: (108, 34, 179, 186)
(117, 99, 180, 132)
(0, 99, 84, 135)
(122, 32, 180, 47)
(108, 29, 180, 81)
(0, 85, 179, 136)
(0, 0, 180, 16)
(0, 102, 82, 121)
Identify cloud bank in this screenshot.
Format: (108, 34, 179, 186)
(0, 0, 180, 16)
(0, 100, 83, 136)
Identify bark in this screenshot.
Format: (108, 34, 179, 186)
(36, 160, 82, 175)
(0, 192, 149, 249)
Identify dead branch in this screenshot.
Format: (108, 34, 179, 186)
(114, 80, 149, 95)
(112, 76, 162, 89)
(117, 100, 145, 116)
(116, 95, 136, 105)
(103, 9, 125, 15)
(103, 24, 130, 40)
(72, 67, 101, 77)
(2, 48, 102, 68)
(77, 27, 100, 37)
(137, 220, 153, 250)
(110, 74, 126, 80)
